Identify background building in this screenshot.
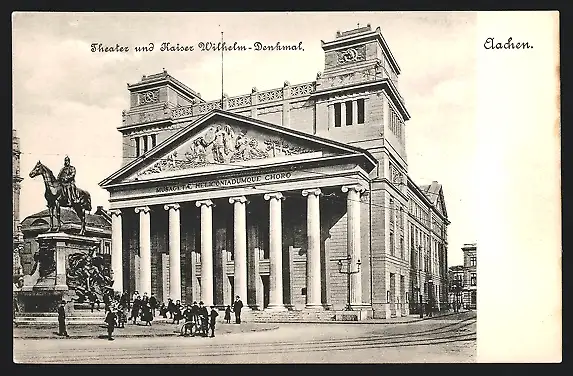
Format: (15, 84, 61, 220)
(13, 129, 24, 285)
(100, 24, 450, 319)
(19, 206, 112, 276)
(462, 243, 477, 309)
(448, 265, 464, 309)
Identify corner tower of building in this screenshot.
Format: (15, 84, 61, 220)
(314, 24, 409, 176)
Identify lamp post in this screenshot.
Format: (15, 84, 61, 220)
(413, 285, 423, 318)
(337, 255, 361, 311)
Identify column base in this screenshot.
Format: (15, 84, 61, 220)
(266, 304, 288, 311)
(305, 303, 324, 310)
(349, 303, 370, 309)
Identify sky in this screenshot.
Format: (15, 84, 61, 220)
(12, 11, 478, 266)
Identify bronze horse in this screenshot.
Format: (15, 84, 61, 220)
(29, 161, 92, 235)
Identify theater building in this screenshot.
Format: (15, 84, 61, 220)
(99, 24, 449, 319)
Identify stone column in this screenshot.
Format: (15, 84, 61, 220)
(229, 196, 248, 305)
(341, 185, 366, 306)
(196, 200, 214, 307)
(164, 203, 181, 302)
(264, 192, 286, 310)
(110, 209, 123, 293)
(134, 206, 151, 296)
(341, 102, 347, 126)
(302, 188, 322, 308)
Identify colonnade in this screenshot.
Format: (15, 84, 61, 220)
(109, 184, 365, 309)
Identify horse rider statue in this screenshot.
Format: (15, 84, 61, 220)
(29, 156, 92, 235)
(58, 156, 79, 207)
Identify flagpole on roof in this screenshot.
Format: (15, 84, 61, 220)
(221, 31, 224, 110)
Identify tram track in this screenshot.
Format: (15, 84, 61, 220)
(15, 318, 476, 363)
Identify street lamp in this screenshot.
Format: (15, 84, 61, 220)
(413, 285, 423, 318)
(337, 255, 361, 311)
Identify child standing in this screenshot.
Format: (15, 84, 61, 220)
(224, 305, 231, 324)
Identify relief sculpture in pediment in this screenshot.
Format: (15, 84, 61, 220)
(138, 123, 313, 176)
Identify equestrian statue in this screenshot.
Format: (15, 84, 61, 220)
(29, 156, 92, 235)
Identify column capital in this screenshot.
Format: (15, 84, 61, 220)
(302, 188, 322, 197)
(134, 206, 150, 214)
(341, 184, 367, 194)
(229, 196, 248, 205)
(264, 192, 285, 201)
(195, 199, 214, 208)
(164, 203, 181, 211)
(109, 209, 122, 217)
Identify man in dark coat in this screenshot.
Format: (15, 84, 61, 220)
(167, 298, 175, 319)
(209, 306, 219, 338)
(182, 305, 193, 336)
(199, 301, 209, 336)
(131, 294, 142, 324)
(105, 309, 117, 340)
(233, 295, 244, 324)
(149, 294, 158, 317)
(120, 291, 129, 309)
(57, 300, 69, 337)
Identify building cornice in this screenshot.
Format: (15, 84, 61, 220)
(311, 79, 409, 120)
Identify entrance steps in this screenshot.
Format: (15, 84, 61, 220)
(242, 308, 337, 322)
(14, 311, 107, 325)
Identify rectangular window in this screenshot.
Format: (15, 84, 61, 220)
(334, 103, 342, 128)
(400, 236, 404, 259)
(134, 137, 140, 157)
(357, 99, 365, 124)
(150, 134, 157, 148)
(345, 100, 353, 126)
(389, 199, 394, 223)
(470, 273, 477, 286)
(390, 231, 395, 256)
(143, 136, 149, 153)
(470, 256, 477, 267)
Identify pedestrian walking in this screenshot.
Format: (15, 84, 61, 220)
(233, 295, 244, 324)
(199, 301, 209, 336)
(149, 294, 158, 317)
(191, 301, 200, 327)
(103, 291, 111, 312)
(159, 302, 168, 318)
(167, 298, 175, 319)
(141, 301, 153, 326)
(209, 306, 219, 338)
(57, 299, 69, 337)
(172, 302, 183, 325)
(117, 304, 127, 328)
(105, 308, 117, 340)
(182, 305, 193, 336)
(131, 293, 141, 324)
(224, 305, 231, 324)
(120, 291, 129, 310)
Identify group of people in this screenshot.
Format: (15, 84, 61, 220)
(57, 292, 246, 341)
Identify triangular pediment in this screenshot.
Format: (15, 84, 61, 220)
(100, 111, 376, 187)
(435, 187, 447, 218)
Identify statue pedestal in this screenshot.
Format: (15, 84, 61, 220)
(16, 233, 100, 313)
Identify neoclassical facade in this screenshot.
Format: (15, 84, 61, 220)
(100, 24, 449, 318)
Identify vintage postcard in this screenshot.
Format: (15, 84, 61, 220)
(12, 11, 561, 363)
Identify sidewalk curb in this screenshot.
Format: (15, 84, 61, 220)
(13, 333, 181, 340)
(245, 311, 471, 325)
